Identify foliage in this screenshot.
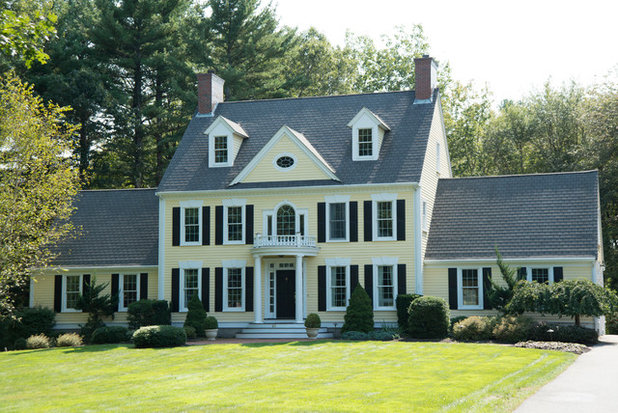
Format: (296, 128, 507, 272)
(396, 294, 421, 332)
(452, 316, 495, 342)
(183, 325, 196, 339)
(26, 334, 51, 349)
(91, 326, 129, 344)
(367, 330, 396, 341)
(607, 313, 618, 335)
(183, 294, 207, 337)
(341, 331, 368, 340)
(449, 316, 467, 332)
(75, 277, 117, 340)
(492, 316, 534, 344)
(0, 74, 80, 318)
(0, 306, 56, 349)
(304, 313, 321, 329)
(204, 316, 218, 330)
(127, 299, 171, 329)
(528, 322, 598, 345)
(507, 280, 551, 315)
(341, 285, 374, 333)
(56, 333, 83, 347)
(407, 296, 450, 339)
(13, 337, 27, 350)
(485, 248, 519, 313)
(132, 325, 186, 348)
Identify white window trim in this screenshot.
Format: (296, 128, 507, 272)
(272, 152, 298, 172)
(222, 259, 247, 312)
(372, 257, 398, 311)
(352, 125, 379, 161)
(266, 201, 306, 236)
(325, 195, 350, 242)
(371, 193, 397, 241)
(457, 267, 483, 310)
(179, 200, 203, 246)
(179, 261, 203, 312)
(119, 273, 140, 312)
(223, 198, 246, 244)
(421, 198, 428, 232)
(525, 266, 554, 285)
(61, 274, 83, 313)
(325, 258, 351, 311)
(208, 133, 233, 167)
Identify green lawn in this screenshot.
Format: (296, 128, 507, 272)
(0, 340, 575, 412)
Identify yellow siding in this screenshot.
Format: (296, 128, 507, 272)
(164, 184, 416, 323)
(242, 134, 332, 183)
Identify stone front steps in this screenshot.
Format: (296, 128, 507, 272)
(235, 322, 333, 339)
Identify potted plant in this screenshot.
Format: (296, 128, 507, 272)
(204, 316, 218, 341)
(305, 313, 321, 339)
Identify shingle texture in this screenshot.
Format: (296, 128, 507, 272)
(425, 171, 599, 260)
(158, 90, 436, 192)
(51, 189, 158, 267)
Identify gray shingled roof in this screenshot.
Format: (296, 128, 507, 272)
(425, 171, 599, 260)
(51, 189, 158, 267)
(158, 90, 437, 192)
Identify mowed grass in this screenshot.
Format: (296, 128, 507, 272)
(0, 340, 574, 412)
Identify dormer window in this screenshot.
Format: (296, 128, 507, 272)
(214, 136, 228, 164)
(205, 115, 248, 168)
(347, 107, 390, 161)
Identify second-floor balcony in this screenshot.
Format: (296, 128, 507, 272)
(252, 233, 319, 256)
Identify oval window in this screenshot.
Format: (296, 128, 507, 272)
(276, 156, 295, 169)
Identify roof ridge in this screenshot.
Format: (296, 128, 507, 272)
(439, 170, 598, 181)
(80, 188, 158, 193)
(218, 89, 415, 105)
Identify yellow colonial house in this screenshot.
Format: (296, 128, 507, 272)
(31, 56, 606, 337)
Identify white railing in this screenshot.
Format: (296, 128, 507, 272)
(253, 233, 317, 248)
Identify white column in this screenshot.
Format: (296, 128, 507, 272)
(295, 254, 303, 323)
(254, 255, 263, 323)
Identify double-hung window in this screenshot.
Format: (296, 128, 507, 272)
(358, 128, 373, 157)
(120, 274, 139, 311)
(223, 199, 246, 244)
(179, 261, 202, 312)
(372, 257, 398, 310)
(180, 200, 202, 246)
(223, 260, 246, 311)
(325, 195, 350, 242)
(457, 268, 483, 310)
(372, 193, 397, 241)
(325, 258, 351, 310)
(520, 267, 553, 284)
(214, 136, 228, 164)
(63, 274, 82, 312)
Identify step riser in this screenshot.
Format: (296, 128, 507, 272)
(236, 333, 334, 339)
(241, 328, 329, 334)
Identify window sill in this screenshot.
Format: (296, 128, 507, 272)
(326, 238, 349, 243)
(458, 306, 483, 310)
(223, 240, 245, 245)
(62, 308, 81, 313)
(373, 237, 397, 242)
(374, 307, 396, 312)
(180, 242, 201, 247)
(223, 308, 245, 312)
(326, 307, 347, 312)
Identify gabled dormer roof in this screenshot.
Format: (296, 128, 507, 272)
(230, 125, 338, 186)
(204, 115, 249, 138)
(158, 89, 438, 192)
(347, 107, 391, 130)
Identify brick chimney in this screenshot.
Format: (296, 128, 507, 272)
(197, 71, 224, 114)
(414, 55, 438, 103)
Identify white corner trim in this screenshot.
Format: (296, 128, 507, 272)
(158, 198, 165, 300)
(414, 187, 423, 294)
(272, 152, 298, 172)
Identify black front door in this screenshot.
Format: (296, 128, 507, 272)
(276, 270, 296, 319)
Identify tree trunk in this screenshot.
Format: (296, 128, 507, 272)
(155, 73, 163, 184)
(132, 56, 144, 188)
(575, 314, 581, 326)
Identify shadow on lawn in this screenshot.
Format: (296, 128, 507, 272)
(241, 339, 336, 348)
(2, 344, 132, 356)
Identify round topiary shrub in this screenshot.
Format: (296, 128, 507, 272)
(91, 326, 129, 344)
(341, 331, 368, 340)
(452, 316, 495, 341)
(132, 325, 187, 348)
(184, 295, 208, 337)
(26, 334, 51, 349)
(56, 333, 83, 347)
(184, 326, 197, 339)
(396, 294, 421, 332)
(492, 316, 533, 343)
(407, 296, 450, 339)
(127, 299, 171, 330)
(305, 313, 321, 328)
(204, 316, 218, 330)
(342, 285, 374, 333)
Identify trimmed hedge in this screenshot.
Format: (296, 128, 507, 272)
(304, 313, 321, 328)
(452, 316, 495, 341)
(132, 325, 186, 348)
(396, 294, 421, 332)
(408, 296, 450, 339)
(184, 295, 207, 337)
(91, 326, 129, 344)
(127, 300, 171, 330)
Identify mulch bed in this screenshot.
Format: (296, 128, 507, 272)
(514, 340, 590, 354)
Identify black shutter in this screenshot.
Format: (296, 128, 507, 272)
(318, 265, 326, 311)
(202, 268, 210, 312)
(54, 275, 62, 312)
(215, 206, 223, 245)
(397, 264, 406, 295)
(245, 267, 254, 312)
(172, 207, 180, 246)
(517, 267, 527, 281)
(363, 201, 372, 241)
(215, 267, 223, 312)
(448, 268, 457, 310)
(171, 269, 179, 312)
(317, 202, 326, 243)
(349, 201, 358, 242)
(202, 206, 210, 245)
(554, 267, 564, 283)
(245, 205, 254, 244)
(111, 274, 120, 312)
(82, 274, 91, 312)
(350, 265, 359, 292)
(140, 273, 148, 300)
(364, 265, 373, 303)
(397, 200, 406, 241)
(483, 267, 492, 310)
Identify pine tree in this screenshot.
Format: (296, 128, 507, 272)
(341, 285, 374, 333)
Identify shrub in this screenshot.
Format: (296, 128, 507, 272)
(342, 285, 374, 333)
(396, 294, 421, 332)
(305, 313, 321, 328)
(56, 333, 83, 347)
(91, 326, 129, 344)
(184, 326, 197, 339)
(529, 322, 598, 345)
(14, 307, 56, 338)
(452, 316, 495, 341)
(184, 295, 208, 336)
(341, 331, 368, 340)
(76, 277, 117, 342)
(127, 300, 171, 330)
(204, 316, 218, 330)
(367, 330, 396, 341)
(132, 325, 186, 348)
(408, 296, 450, 339)
(26, 334, 51, 349)
(492, 316, 533, 343)
(607, 313, 618, 334)
(13, 337, 27, 350)
(449, 316, 467, 333)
